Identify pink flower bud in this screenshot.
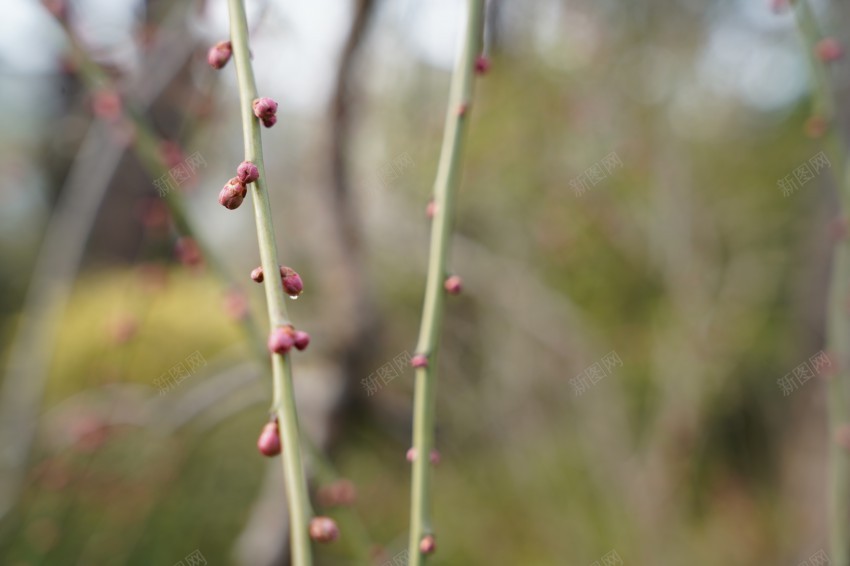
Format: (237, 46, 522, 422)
(406, 448, 416, 462)
(309, 516, 340, 543)
(257, 420, 281, 456)
(444, 275, 462, 295)
(293, 330, 311, 351)
(250, 266, 264, 283)
(175, 237, 202, 267)
(280, 266, 304, 298)
(237, 161, 260, 184)
(268, 327, 295, 354)
(219, 177, 246, 210)
(92, 89, 122, 122)
(457, 102, 469, 117)
(223, 288, 249, 321)
(411, 354, 429, 369)
(252, 97, 278, 120)
(430, 449, 441, 465)
(817, 37, 843, 62)
(207, 40, 233, 69)
(261, 115, 278, 128)
(419, 534, 436, 555)
(317, 479, 357, 507)
(475, 55, 491, 75)
(426, 199, 437, 219)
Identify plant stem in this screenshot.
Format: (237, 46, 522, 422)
(794, 2, 850, 564)
(407, 1, 484, 563)
(227, 1, 313, 564)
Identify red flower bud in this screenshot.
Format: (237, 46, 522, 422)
(293, 330, 311, 351)
(252, 97, 278, 120)
(250, 266, 264, 283)
(419, 534, 436, 555)
(257, 420, 282, 456)
(309, 516, 340, 543)
(219, 177, 246, 210)
(411, 354, 428, 369)
(207, 40, 233, 69)
(268, 327, 295, 354)
(406, 448, 440, 464)
(261, 115, 277, 128)
(237, 161, 260, 184)
(444, 275, 462, 295)
(817, 37, 843, 62)
(475, 55, 491, 75)
(280, 266, 303, 298)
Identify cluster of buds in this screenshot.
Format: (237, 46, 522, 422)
(207, 41, 233, 70)
(268, 325, 311, 355)
(410, 354, 429, 369)
(253, 97, 278, 128)
(251, 265, 304, 298)
(257, 417, 282, 457)
(218, 161, 260, 210)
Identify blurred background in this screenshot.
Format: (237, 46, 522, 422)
(0, 0, 844, 564)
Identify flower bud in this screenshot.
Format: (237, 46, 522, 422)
(309, 516, 340, 543)
(261, 115, 277, 128)
(317, 479, 357, 507)
(92, 89, 122, 122)
(444, 275, 462, 295)
(411, 354, 429, 369)
(224, 288, 248, 321)
(253, 97, 278, 120)
(419, 534, 436, 555)
(268, 327, 295, 354)
(219, 177, 247, 210)
(406, 447, 416, 462)
(475, 55, 491, 75)
(293, 330, 311, 351)
(175, 237, 202, 267)
(805, 116, 828, 139)
(817, 37, 843, 62)
(426, 199, 437, 219)
(207, 40, 233, 69)
(257, 420, 281, 456)
(430, 449, 441, 465)
(836, 424, 850, 451)
(250, 266, 264, 283)
(237, 161, 259, 184)
(280, 267, 304, 298)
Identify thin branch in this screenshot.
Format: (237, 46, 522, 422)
(407, 1, 485, 563)
(226, 1, 314, 564)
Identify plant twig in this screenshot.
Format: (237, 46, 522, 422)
(407, 1, 484, 563)
(793, 2, 850, 563)
(226, 1, 314, 564)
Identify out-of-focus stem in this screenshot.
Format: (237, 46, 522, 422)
(227, 1, 313, 565)
(407, 1, 484, 564)
(794, 2, 850, 564)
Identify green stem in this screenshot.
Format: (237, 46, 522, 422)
(407, 1, 484, 563)
(794, 2, 850, 564)
(227, 1, 313, 565)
